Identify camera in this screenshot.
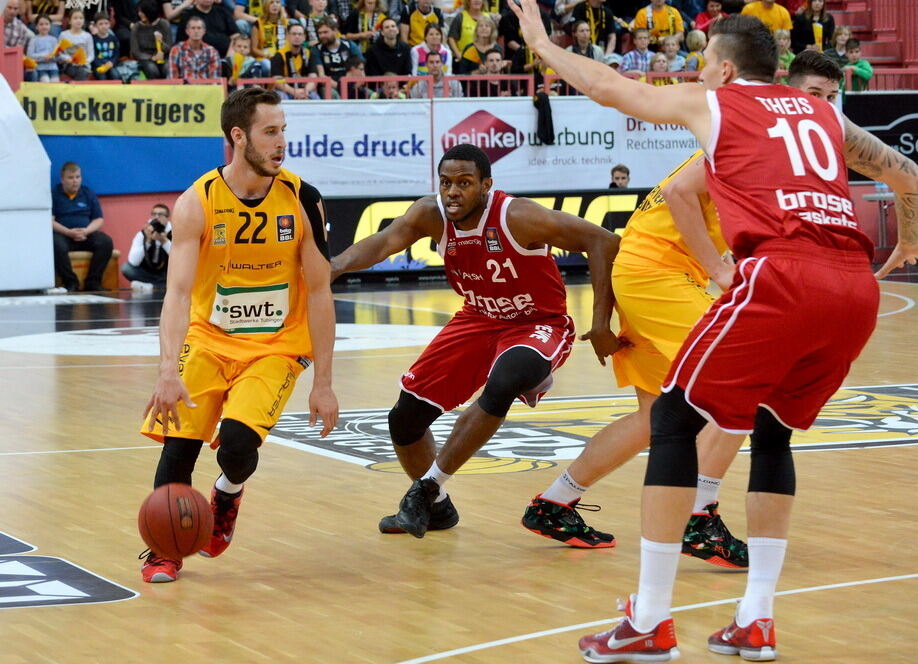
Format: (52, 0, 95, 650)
(149, 220, 166, 233)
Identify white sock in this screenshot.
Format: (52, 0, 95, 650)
(737, 537, 787, 626)
(421, 461, 451, 502)
(693, 474, 722, 512)
(633, 538, 682, 633)
(540, 470, 588, 505)
(214, 473, 244, 495)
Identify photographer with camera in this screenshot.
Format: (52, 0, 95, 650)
(121, 204, 173, 292)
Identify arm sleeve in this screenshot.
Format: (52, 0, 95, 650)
(448, 11, 461, 39)
(299, 182, 329, 259)
(127, 231, 146, 266)
(161, 19, 174, 49)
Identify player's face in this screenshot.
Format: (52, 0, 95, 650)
(242, 104, 287, 177)
(61, 169, 82, 194)
(796, 74, 839, 103)
(438, 160, 492, 225)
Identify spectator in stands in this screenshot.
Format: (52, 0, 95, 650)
(410, 21, 450, 73)
(409, 50, 462, 96)
(177, 0, 238, 56)
(271, 23, 320, 97)
(693, 0, 725, 35)
(169, 16, 221, 77)
(341, 55, 374, 97)
(683, 28, 705, 70)
(58, 9, 94, 80)
(29, 0, 65, 36)
(162, 0, 195, 40)
(740, 0, 791, 34)
(448, 0, 497, 64)
(660, 34, 684, 70)
(632, 0, 684, 48)
(457, 15, 500, 73)
(401, 0, 442, 46)
(825, 24, 850, 67)
(328, 0, 353, 24)
(552, 0, 577, 31)
(498, 0, 549, 58)
(469, 47, 516, 96)
(92, 15, 121, 79)
(51, 162, 114, 293)
(251, 0, 288, 74)
(4, 0, 33, 50)
(303, 0, 329, 46)
(775, 28, 794, 73)
(311, 17, 363, 84)
(790, 0, 834, 53)
(132, 0, 173, 79)
(843, 37, 872, 91)
(122, 204, 172, 293)
(669, 0, 703, 28)
(225, 33, 261, 81)
(344, 0, 387, 54)
(644, 51, 678, 84)
(370, 74, 408, 97)
(621, 27, 652, 75)
(366, 17, 411, 75)
(285, 0, 311, 21)
(571, 0, 620, 55)
(232, 0, 263, 36)
(27, 15, 60, 81)
(565, 20, 603, 62)
(609, 164, 630, 188)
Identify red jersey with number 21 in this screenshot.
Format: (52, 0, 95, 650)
(435, 189, 568, 321)
(704, 81, 873, 260)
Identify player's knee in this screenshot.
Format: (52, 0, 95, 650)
(388, 391, 441, 446)
(155, 438, 204, 487)
(216, 419, 261, 484)
(644, 388, 706, 487)
(748, 408, 796, 495)
(477, 347, 550, 417)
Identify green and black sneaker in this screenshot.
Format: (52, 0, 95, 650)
(521, 494, 616, 548)
(683, 502, 748, 569)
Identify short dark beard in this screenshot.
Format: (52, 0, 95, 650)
(243, 138, 276, 177)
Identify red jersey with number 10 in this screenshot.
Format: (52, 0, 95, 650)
(435, 190, 568, 321)
(703, 81, 873, 259)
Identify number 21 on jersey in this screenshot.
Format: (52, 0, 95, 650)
(487, 258, 518, 283)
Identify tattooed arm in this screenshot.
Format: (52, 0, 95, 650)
(843, 117, 918, 279)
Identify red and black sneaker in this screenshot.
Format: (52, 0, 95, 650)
(139, 549, 182, 583)
(578, 595, 680, 662)
(521, 494, 616, 548)
(199, 486, 244, 558)
(682, 502, 748, 569)
(708, 613, 777, 661)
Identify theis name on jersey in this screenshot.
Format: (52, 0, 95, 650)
(777, 189, 857, 228)
(754, 95, 814, 116)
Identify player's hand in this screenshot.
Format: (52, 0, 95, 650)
(875, 242, 918, 279)
(143, 373, 196, 436)
(711, 262, 736, 292)
(329, 256, 343, 281)
(309, 384, 338, 437)
(580, 328, 629, 366)
(507, 0, 551, 53)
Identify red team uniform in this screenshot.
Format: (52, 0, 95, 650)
(663, 81, 880, 432)
(400, 190, 576, 411)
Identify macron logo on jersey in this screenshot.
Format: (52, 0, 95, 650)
(776, 189, 858, 229)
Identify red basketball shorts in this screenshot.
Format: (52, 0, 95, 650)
(663, 244, 879, 433)
(400, 310, 576, 412)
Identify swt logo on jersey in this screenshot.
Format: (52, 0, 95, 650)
(210, 282, 290, 334)
(442, 111, 524, 164)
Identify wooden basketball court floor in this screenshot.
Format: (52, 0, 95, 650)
(0, 279, 915, 664)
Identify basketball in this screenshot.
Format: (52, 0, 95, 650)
(138, 484, 214, 560)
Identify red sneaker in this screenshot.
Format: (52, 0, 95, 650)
(578, 595, 680, 662)
(199, 486, 244, 558)
(708, 614, 777, 661)
(140, 550, 183, 583)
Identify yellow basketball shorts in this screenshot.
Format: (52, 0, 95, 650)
(611, 262, 715, 395)
(141, 342, 306, 445)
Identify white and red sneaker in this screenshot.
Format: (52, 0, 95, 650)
(708, 613, 777, 661)
(140, 550, 182, 583)
(578, 595, 680, 662)
(199, 486, 243, 558)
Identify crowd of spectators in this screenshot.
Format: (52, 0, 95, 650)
(4, 0, 873, 94)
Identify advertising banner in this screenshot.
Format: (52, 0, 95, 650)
(844, 92, 918, 181)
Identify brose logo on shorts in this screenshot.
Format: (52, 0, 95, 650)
(209, 282, 290, 334)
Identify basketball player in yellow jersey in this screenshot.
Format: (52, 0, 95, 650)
(521, 150, 750, 566)
(139, 87, 338, 584)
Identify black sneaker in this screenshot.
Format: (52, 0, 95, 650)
(682, 501, 748, 569)
(521, 494, 616, 548)
(394, 478, 440, 538)
(379, 495, 460, 534)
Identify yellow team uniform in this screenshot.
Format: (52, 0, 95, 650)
(740, 1, 792, 33)
(632, 4, 684, 44)
(143, 167, 326, 444)
(611, 151, 728, 394)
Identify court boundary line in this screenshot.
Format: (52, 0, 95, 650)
(878, 291, 915, 317)
(393, 573, 918, 664)
(0, 445, 161, 457)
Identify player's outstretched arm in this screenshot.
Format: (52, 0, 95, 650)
(662, 154, 735, 291)
(300, 201, 339, 438)
(143, 188, 203, 435)
(842, 118, 918, 278)
(330, 196, 441, 280)
(508, 0, 708, 133)
(507, 198, 623, 365)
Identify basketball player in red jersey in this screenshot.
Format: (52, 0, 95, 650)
(511, 6, 918, 661)
(331, 143, 622, 539)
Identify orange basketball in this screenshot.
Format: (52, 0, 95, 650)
(138, 483, 213, 560)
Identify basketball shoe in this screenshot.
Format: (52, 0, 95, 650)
(579, 595, 680, 662)
(522, 495, 616, 548)
(394, 478, 440, 538)
(199, 486, 244, 558)
(140, 549, 182, 583)
(708, 609, 777, 661)
(379, 494, 459, 533)
(682, 502, 748, 569)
